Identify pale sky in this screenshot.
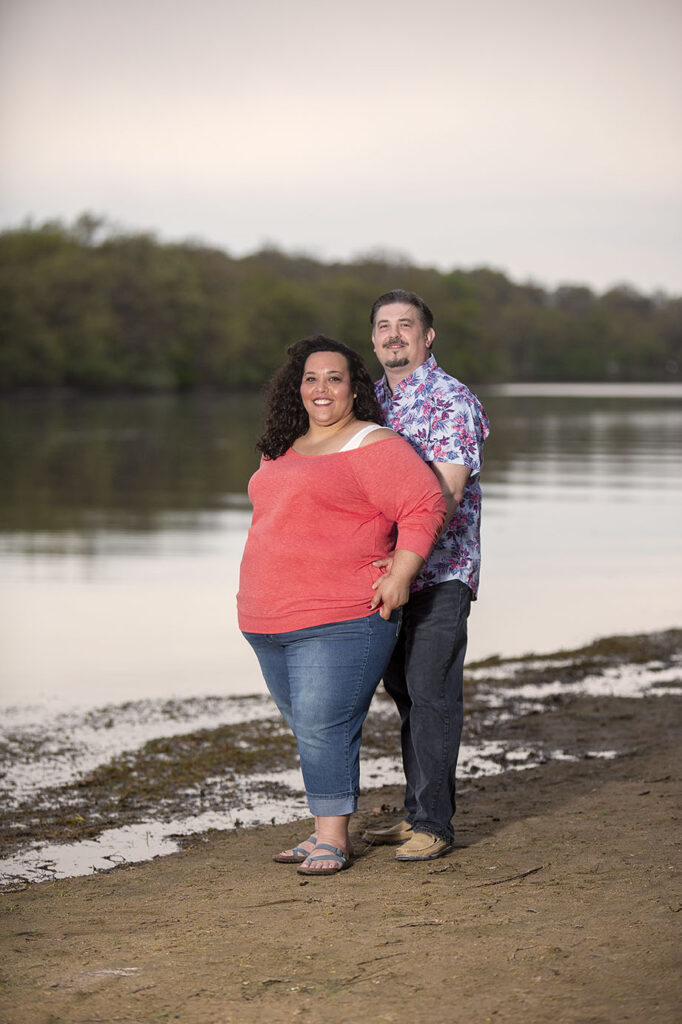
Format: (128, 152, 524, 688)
(1, 0, 681, 293)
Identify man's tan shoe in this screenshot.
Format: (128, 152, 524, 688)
(395, 831, 452, 861)
(362, 820, 414, 845)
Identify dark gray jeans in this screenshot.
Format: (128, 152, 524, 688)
(383, 578, 472, 844)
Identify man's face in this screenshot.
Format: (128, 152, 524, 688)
(371, 302, 435, 380)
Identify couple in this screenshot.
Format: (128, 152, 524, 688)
(237, 289, 490, 876)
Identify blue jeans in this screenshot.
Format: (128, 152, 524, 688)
(243, 611, 401, 816)
(383, 579, 472, 844)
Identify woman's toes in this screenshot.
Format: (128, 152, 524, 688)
(272, 833, 317, 863)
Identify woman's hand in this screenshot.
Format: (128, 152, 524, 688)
(370, 550, 425, 620)
(370, 573, 411, 619)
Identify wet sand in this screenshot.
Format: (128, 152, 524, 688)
(1, 632, 680, 1023)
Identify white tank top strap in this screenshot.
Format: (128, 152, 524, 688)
(338, 424, 387, 452)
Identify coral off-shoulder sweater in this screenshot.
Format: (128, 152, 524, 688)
(237, 436, 446, 633)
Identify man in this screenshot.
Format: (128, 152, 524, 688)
(363, 289, 490, 861)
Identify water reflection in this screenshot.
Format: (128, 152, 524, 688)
(2, 388, 681, 545)
(481, 395, 682, 486)
(1, 386, 680, 705)
(0, 394, 262, 539)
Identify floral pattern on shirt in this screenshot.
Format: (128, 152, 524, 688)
(375, 355, 490, 597)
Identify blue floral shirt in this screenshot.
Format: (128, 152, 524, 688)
(375, 355, 490, 597)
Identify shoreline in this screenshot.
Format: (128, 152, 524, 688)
(1, 629, 680, 891)
(1, 664, 680, 1023)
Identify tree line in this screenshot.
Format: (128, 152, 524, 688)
(1, 214, 680, 390)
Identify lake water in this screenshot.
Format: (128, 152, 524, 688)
(1, 384, 681, 712)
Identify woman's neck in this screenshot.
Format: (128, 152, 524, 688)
(294, 415, 360, 455)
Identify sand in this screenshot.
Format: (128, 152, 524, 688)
(1, 662, 680, 1023)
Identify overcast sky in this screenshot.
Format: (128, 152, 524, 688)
(1, 0, 681, 294)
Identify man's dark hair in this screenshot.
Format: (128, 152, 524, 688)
(257, 335, 383, 459)
(370, 289, 434, 333)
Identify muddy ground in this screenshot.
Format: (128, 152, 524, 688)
(0, 637, 680, 1023)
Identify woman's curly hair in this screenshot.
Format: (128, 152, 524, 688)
(257, 336, 383, 459)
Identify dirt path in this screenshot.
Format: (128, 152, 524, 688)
(1, 688, 680, 1023)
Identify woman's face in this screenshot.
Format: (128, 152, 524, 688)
(300, 351, 356, 427)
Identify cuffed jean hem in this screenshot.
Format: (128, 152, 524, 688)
(307, 793, 358, 816)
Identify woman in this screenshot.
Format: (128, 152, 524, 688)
(237, 336, 445, 876)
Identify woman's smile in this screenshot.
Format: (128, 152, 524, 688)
(300, 351, 356, 426)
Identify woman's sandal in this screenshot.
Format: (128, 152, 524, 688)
(296, 843, 352, 876)
(272, 834, 317, 864)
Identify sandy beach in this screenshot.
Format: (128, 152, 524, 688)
(1, 630, 680, 1023)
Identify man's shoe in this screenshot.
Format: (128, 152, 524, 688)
(362, 820, 414, 845)
(395, 831, 452, 861)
